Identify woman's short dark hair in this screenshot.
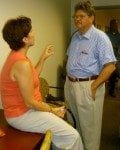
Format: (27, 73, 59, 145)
(2, 16, 32, 51)
(75, 0, 95, 16)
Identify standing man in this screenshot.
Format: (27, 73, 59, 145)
(106, 19, 120, 97)
(64, 1, 116, 150)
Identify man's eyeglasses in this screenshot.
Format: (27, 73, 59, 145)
(72, 15, 88, 20)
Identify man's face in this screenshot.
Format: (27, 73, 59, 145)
(27, 29, 35, 46)
(74, 10, 94, 32)
(110, 21, 118, 31)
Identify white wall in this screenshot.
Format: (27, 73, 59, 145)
(0, 0, 71, 107)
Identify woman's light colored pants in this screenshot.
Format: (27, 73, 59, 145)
(64, 77, 105, 150)
(6, 109, 84, 150)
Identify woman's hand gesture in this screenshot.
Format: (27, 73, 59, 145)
(42, 45, 54, 60)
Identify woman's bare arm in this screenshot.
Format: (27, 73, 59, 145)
(11, 60, 65, 118)
(35, 45, 54, 75)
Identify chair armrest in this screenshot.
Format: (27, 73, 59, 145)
(40, 130, 52, 150)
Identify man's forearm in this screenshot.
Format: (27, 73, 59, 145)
(92, 63, 116, 89)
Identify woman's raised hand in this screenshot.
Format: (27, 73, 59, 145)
(42, 45, 54, 60)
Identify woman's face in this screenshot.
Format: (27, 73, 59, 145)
(26, 29, 35, 47)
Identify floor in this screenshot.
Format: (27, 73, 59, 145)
(100, 84, 120, 150)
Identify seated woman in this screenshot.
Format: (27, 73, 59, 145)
(0, 16, 83, 150)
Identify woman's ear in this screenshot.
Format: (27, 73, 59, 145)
(22, 37, 28, 43)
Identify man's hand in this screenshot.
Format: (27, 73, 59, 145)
(91, 82, 97, 100)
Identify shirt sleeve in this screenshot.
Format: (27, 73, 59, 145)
(97, 33, 117, 68)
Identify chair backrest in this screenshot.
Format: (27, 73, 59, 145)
(39, 77, 49, 101)
(39, 78, 76, 128)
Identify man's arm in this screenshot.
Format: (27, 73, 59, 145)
(91, 63, 116, 99)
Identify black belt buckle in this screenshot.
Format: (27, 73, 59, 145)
(68, 75, 98, 82)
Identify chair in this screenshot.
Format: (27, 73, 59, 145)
(39, 77, 49, 102)
(40, 130, 52, 150)
(39, 77, 76, 128)
(39, 77, 64, 103)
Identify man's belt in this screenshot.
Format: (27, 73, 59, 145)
(68, 75, 98, 82)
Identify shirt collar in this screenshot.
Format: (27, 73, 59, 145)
(76, 25, 94, 40)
